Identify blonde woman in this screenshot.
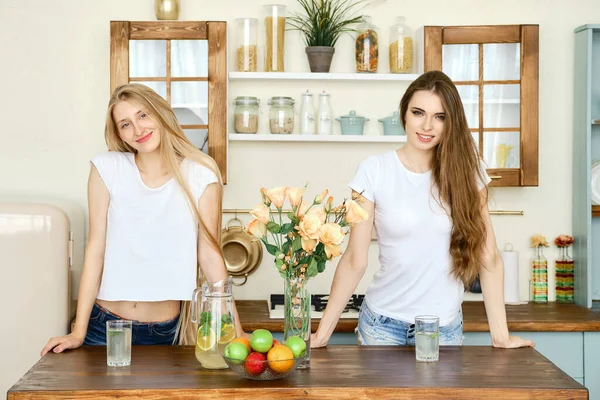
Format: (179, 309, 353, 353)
(42, 84, 243, 355)
(312, 71, 534, 349)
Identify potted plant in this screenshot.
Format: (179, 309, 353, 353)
(287, 0, 367, 73)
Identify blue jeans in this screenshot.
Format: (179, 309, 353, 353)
(83, 303, 179, 345)
(356, 301, 464, 345)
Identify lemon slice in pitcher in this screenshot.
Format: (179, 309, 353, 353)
(218, 323, 236, 344)
(196, 325, 216, 351)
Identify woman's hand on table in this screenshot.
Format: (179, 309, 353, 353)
(492, 335, 535, 349)
(310, 333, 328, 348)
(40, 332, 85, 357)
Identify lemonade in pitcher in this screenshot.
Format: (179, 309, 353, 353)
(191, 277, 236, 369)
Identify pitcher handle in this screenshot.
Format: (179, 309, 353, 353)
(191, 287, 202, 323)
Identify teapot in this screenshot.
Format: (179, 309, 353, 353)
(191, 277, 236, 369)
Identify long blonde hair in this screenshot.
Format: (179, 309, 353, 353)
(105, 84, 223, 344)
(399, 71, 487, 287)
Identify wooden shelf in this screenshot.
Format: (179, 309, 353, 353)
(592, 120, 600, 125)
(228, 133, 407, 143)
(228, 72, 420, 82)
(593, 205, 600, 217)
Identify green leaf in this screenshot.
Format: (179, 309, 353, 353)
(281, 223, 295, 234)
(265, 243, 279, 256)
(282, 240, 291, 255)
(307, 258, 318, 277)
(292, 236, 302, 252)
(267, 221, 281, 233)
(317, 260, 326, 273)
(275, 258, 284, 269)
(200, 311, 212, 325)
(221, 314, 232, 324)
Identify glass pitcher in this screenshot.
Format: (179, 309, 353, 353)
(191, 277, 236, 369)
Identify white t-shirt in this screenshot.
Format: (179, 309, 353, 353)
(349, 150, 491, 325)
(91, 151, 218, 301)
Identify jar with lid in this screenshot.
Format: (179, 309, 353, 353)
(268, 97, 294, 134)
(235, 18, 258, 72)
(389, 17, 413, 73)
(233, 96, 260, 134)
(355, 16, 379, 73)
(264, 4, 286, 72)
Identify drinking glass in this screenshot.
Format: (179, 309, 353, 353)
(106, 320, 132, 367)
(415, 315, 439, 362)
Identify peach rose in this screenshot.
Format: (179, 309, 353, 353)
(286, 187, 306, 208)
(266, 186, 287, 209)
(325, 196, 334, 212)
(315, 189, 329, 204)
(297, 214, 322, 240)
(250, 203, 270, 225)
(301, 237, 318, 253)
(345, 200, 369, 225)
(246, 218, 267, 238)
(260, 187, 271, 206)
(307, 206, 326, 224)
(319, 223, 345, 246)
(325, 244, 342, 259)
(296, 201, 309, 218)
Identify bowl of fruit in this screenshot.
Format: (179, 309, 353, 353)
(223, 329, 307, 380)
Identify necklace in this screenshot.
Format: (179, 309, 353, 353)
(403, 146, 418, 172)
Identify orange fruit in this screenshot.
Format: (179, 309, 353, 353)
(231, 337, 251, 353)
(267, 345, 294, 374)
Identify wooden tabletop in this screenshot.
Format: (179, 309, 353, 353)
(237, 300, 600, 333)
(8, 346, 587, 400)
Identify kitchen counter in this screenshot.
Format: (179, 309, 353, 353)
(236, 300, 600, 332)
(8, 345, 587, 399)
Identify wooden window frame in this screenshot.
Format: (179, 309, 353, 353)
(423, 25, 539, 187)
(110, 21, 228, 183)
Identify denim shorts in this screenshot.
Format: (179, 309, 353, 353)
(83, 303, 179, 346)
(356, 301, 464, 346)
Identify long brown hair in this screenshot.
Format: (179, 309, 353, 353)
(400, 71, 487, 287)
(105, 83, 223, 344)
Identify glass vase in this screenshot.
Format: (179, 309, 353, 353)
(532, 246, 548, 302)
(283, 275, 311, 369)
(555, 246, 574, 303)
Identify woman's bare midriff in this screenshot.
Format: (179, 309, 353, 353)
(96, 299, 181, 323)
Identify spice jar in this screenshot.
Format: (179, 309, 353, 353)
(235, 18, 258, 72)
(389, 17, 413, 73)
(268, 97, 294, 134)
(233, 96, 260, 134)
(264, 4, 286, 72)
(355, 16, 379, 73)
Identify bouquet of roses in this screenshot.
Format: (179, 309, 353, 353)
(246, 186, 369, 280)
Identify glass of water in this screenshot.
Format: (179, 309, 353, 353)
(415, 315, 439, 362)
(106, 320, 132, 367)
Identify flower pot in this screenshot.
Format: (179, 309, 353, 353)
(305, 47, 335, 73)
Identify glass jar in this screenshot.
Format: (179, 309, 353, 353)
(235, 18, 258, 72)
(555, 246, 574, 303)
(191, 277, 236, 369)
(355, 16, 379, 73)
(532, 246, 548, 303)
(233, 96, 259, 134)
(264, 4, 286, 72)
(268, 96, 294, 134)
(389, 16, 413, 73)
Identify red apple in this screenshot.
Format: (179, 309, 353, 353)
(244, 352, 266, 375)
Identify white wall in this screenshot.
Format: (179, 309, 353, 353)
(1, 0, 599, 304)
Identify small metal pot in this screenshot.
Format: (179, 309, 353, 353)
(221, 218, 263, 286)
(336, 110, 369, 135)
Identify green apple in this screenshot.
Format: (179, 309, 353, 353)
(224, 342, 249, 364)
(284, 336, 307, 358)
(250, 329, 273, 353)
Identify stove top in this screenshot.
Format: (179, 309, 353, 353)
(268, 294, 364, 319)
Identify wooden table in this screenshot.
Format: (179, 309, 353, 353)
(237, 300, 600, 333)
(8, 345, 587, 399)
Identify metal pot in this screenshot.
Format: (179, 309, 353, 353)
(221, 218, 263, 286)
